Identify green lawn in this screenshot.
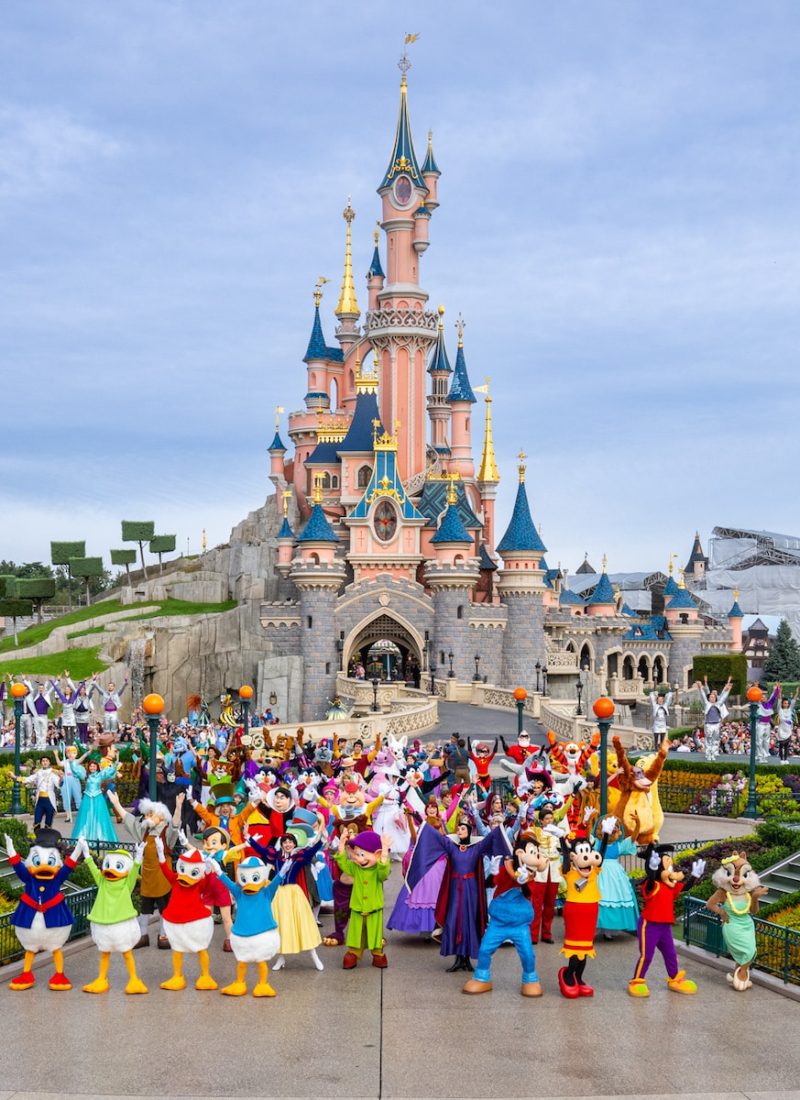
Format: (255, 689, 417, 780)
(67, 625, 106, 640)
(0, 597, 237, 655)
(0, 646, 108, 680)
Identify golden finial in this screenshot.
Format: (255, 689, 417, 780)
(733, 588, 740, 600)
(201, 528, 207, 552)
(668, 551, 676, 576)
(447, 480, 458, 506)
(335, 199, 360, 319)
(282, 490, 292, 518)
(476, 376, 499, 483)
(517, 450, 527, 483)
(274, 404, 284, 432)
(312, 475, 323, 506)
(455, 314, 465, 348)
(374, 223, 380, 247)
(679, 567, 686, 589)
(313, 277, 329, 308)
(602, 553, 608, 573)
(437, 304, 445, 329)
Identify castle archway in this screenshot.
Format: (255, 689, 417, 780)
(342, 610, 425, 686)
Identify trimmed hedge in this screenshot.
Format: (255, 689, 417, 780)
(691, 653, 748, 696)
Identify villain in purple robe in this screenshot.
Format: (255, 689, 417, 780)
(406, 823, 510, 959)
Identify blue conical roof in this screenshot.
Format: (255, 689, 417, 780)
(728, 600, 744, 619)
(422, 133, 440, 176)
(478, 544, 497, 571)
(497, 481, 547, 555)
(269, 430, 286, 452)
(559, 588, 584, 607)
(379, 78, 424, 191)
(338, 388, 383, 453)
(427, 323, 452, 374)
(587, 572, 615, 606)
(277, 518, 294, 539)
(664, 574, 680, 597)
(303, 306, 343, 364)
(431, 503, 472, 545)
(368, 244, 384, 279)
(448, 343, 476, 403)
(297, 504, 338, 544)
(666, 587, 697, 611)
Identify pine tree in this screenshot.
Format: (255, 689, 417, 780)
(764, 619, 800, 681)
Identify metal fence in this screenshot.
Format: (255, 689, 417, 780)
(617, 837, 713, 875)
(659, 781, 800, 820)
(0, 884, 98, 967)
(683, 894, 800, 986)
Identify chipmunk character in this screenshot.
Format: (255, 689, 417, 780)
(629, 843, 705, 998)
(706, 852, 768, 991)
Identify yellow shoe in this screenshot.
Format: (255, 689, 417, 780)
(666, 970, 697, 994)
(221, 981, 248, 997)
(82, 977, 110, 995)
(252, 981, 277, 997)
(124, 977, 149, 995)
(195, 974, 218, 991)
(160, 975, 187, 991)
(628, 979, 650, 998)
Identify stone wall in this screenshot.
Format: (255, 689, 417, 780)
(298, 586, 341, 721)
(500, 592, 545, 691)
(431, 586, 474, 681)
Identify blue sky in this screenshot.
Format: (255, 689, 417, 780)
(2, 2, 799, 576)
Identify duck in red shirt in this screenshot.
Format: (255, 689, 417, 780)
(155, 837, 217, 991)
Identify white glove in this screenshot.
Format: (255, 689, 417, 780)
(134, 842, 145, 864)
(515, 866, 530, 885)
(5, 834, 16, 859)
(583, 805, 595, 824)
(487, 855, 503, 875)
(245, 778, 261, 804)
(600, 815, 617, 836)
(70, 839, 85, 863)
(154, 836, 165, 861)
(691, 859, 706, 878)
(648, 851, 661, 871)
(542, 823, 565, 839)
(204, 858, 220, 876)
(178, 829, 189, 850)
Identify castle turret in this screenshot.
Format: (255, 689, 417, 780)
(268, 406, 287, 489)
(426, 306, 452, 455)
(366, 223, 385, 312)
(334, 200, 361, 364)
(684, 531, 709, 586)
(421, 130, 440, 211)
(496, 453, 547, 690)
(424, 478, 480, 682)
(585, 556, 616, 617)
(728, 589, 744, 652)
(276, 490, 295, 578)
(448, 317, 476, 479)
(475, 376, 499, 557)
(666, 571, 704, 687)
(290, 479, 346, 720)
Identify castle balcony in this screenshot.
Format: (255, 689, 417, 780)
(365, 306, 439, 346)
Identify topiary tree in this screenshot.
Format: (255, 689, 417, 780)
(149, 534, 176, 574)
(691, 653, 748, 696)
(51, 541, 86, 604)
(121, 521, 155, 581)
(69, 556, 104, 607)
(8, 576, 56, 624)
(0, 597, 33, 646)
(110, 548, 137, 589)
(763, 619, 800, 682)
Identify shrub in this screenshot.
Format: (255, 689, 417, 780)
(691, 653, 748, 695)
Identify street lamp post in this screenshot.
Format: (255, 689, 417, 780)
(473, 654, 481, 682)
(576, 674, 584, 716)
(592, 696, 615, 818)
(239, 684, 253, 734)
(744, 685, 763, 819)
(142, 692, 165, 802)
(447, 651, 455, 678)
(371, 676, 380, 712)
(542, 665, 549, 696)
(535, 661, 541, 693)
(10, 682, 28, 815)
(513, 687, 527, 736)
(429, 664, 437, 695)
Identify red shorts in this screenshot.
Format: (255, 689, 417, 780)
(561, 900, 598, 960)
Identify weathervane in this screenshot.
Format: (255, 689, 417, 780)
(399, 32, 419, 76)
(313, 276, 330, 308)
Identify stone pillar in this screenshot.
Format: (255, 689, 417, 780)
(666, 624, 704, 692)
(425, 561, 480, 682)
(290, 560, 346, 721)
(497, 574, 546, 691)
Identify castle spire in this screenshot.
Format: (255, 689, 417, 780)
(497, 460, 546, 555)
(368, 223, 385, 279)
(476, 377, 499, 483)
(379, 64, 424, 192)
(335, 199, 360, 318)
(448, 316, 476, 404)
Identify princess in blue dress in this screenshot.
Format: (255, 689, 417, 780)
(593, 818, 639, 936)
(72, 759, 119, 842)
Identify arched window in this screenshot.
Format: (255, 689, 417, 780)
(330, 378, 338, 411)
(622, 655, 635, 681)
(321, 472, 332, 489)
(456, 605, 464, 619)
(638, 655, 650, 680)
(331, 475, 339, 489)
(580, 643, 592, 672)
(357, 464, 372, 488)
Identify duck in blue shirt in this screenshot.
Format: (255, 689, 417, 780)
(211, 856, 284, 997)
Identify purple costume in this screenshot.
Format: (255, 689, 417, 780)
(406, 824, 510, 959)
(387, 843, 446, 935)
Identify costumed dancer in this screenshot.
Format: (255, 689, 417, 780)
(558, 815, 618, 998)
(188, 780, 258, 856)
(407, 813, 510, 973)
(463, 831, 548, 998)
(694, 676, 732, 762)
(776, 688, 799, 762)
(79, 838, 148, 994)
(14, 755, 61, 829)
(50, 674, 81, 743)
(109, 792, 180, 949)
(529, 799, 571, 944)
(24, 680, 53, 749)
(706, 851, 768, 991)
(335, 829, 392, 969)
(628, 843, 705, 998)
(72, 758, 119, 842)
(73, 682, 94, 744)
(754, 682, 781, 764)
(468, 739, 498, 793)
(155, 835, 217, 990)
(90, 674, 129, 733)
(54, 743, 87, 824)
(196, 825, 237, 952)
(4, 828, 83, 990)
(594, 817, 639, 938)
(649, 687, 674, 753)
(372, 763, 411, 860)
(212, 856, 284, 997)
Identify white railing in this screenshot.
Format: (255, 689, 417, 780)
(246, 693, 438, 745)
(540, 698, 638, 748)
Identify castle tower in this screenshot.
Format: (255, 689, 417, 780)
(586, 556, 616, 617)
(366, 224, 385, 313)
(424, 478, 480, 682)
(448, 317, 476, 479)
(334, 200, 361, 377)
(426, 306, 452, 455)
(666, 572, 703, 688)
(290, 479, 346, 720)
(476, 376, 500, 557)
(496, 453, 547, 690)
(367, 62, 438, 483)
(728, 590, 744, 651)
(421, 130, 440, 211)
(684, 531, 709, 587)
(268, 406, 287, 490)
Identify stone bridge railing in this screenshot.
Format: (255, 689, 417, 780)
(246, 690, 438, 746)
(539, 698, 640, 749)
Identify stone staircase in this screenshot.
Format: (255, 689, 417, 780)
(760, 849, 800, 904)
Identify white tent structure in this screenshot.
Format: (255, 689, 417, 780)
(701, 526, 800, 639)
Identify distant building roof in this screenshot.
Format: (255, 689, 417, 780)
(269, 431, 286, 452)
(576, 555, 596, 575)
(559, 588, 584, 607)
(338, 389, 382, 453)
(666, 587, 698, 611)
(448, 340, 476, 404)
(685, 531, 709, 573)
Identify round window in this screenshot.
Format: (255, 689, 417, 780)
(374, 500, 398, 542)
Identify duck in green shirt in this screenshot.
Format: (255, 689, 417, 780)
(78, 837, 148, 995)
